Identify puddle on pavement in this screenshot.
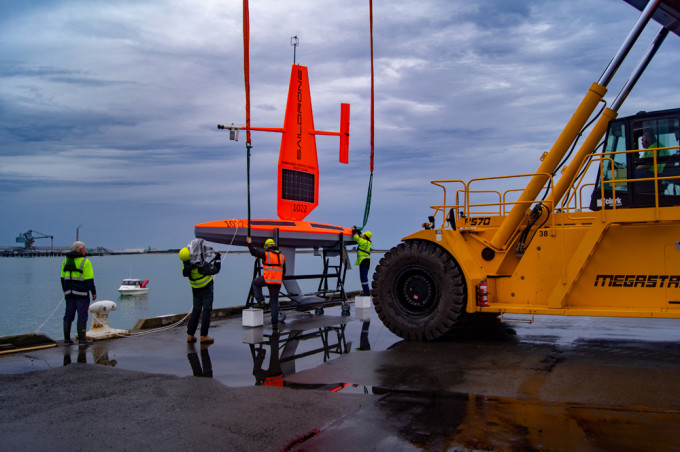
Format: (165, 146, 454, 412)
(291, 390, 680, 451)
(13, 310, 680, 450)
(57, 313, 357, 388)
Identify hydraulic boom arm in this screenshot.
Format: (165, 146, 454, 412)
(490, 0, 662, 251)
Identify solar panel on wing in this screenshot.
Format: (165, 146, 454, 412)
(281, 169, 315, 203)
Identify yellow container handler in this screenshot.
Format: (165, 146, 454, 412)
(372, 0, 680, 340)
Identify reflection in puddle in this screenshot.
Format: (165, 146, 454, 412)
(385, 391, 680, 451)
(62, 341, 120, 367)
(358, 319, 370, 351)
(62, 346, 87, 366)
(246, 323, 349, 387)
(252, 330, 283, 386)
(286, 313, 680, 449)
(295, 389, 680, 451)
(187, 343, 213, 378)
(91, 341, 118, 367)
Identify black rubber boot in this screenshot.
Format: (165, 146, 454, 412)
(63, 322, 73, 345)
(77, 322, 92, 345)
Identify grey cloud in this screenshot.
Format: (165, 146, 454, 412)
(255, 104, 277, 112)
(1, 0, 678, 250)
(0, 65, 84, 78)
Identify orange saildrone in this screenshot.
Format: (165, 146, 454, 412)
(197, 62, 352, 249)
(194, 0, 376, 310)
(196, 60, 352, 307)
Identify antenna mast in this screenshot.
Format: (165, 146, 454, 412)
(291, 35, 299, 64)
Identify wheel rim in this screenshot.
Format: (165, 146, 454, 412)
(392, 265, 440, 318)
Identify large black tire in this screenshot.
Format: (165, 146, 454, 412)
(372, 240, 467, 341)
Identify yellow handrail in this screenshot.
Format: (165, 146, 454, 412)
(427, 145, 679, 230)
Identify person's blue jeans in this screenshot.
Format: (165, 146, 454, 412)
(64, 296, 89, 323)
(359, 260, 371, 295)
(187, 282, 213, 337)
(252, 276, 281, 325)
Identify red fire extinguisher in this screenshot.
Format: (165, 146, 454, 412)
(477, 278, 489, 307)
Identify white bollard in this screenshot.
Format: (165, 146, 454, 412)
(87, 301, 130, 340)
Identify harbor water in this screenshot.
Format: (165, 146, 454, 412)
(0, 251, 369, 340)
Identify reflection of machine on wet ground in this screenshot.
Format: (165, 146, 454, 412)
(301, 389, 680, 451)
(246, 316, 349, 387)
(246, 235, 352, 317)
(290, 316, 680, 450)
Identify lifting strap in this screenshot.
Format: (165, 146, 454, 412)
(241, 0, 373, 232)
(361, 173, 373, 229)
(243, 0, 253, 236)
(360, 0, 375, 230)
(369, 0, 375, 176)
(243, 0, 252, 146)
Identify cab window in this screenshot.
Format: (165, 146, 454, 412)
(632, 118, 680, 196)
(597, 122, 628, 192)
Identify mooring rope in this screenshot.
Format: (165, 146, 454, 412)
(116, 220, 242, 337)
(34, 297, 64, 333)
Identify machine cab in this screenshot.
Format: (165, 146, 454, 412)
(590, 108, 680, 210)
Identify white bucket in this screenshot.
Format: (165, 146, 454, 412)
(242, 308, 264, 327)
(354, 295, 372, 308)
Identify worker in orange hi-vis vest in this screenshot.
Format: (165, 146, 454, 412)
(246, 236, 286, 328)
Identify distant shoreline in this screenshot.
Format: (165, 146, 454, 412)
(0, 247, 385, 257)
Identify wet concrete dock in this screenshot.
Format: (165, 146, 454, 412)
(2, 305, 680, 450)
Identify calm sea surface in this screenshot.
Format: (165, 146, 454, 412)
(0, 251, 369, 339)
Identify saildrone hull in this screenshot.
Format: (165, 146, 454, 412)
(194, 218, 352, 249)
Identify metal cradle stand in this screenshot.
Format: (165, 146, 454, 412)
(246, 232, 351, 316)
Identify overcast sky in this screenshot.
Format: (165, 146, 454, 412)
(2, 0, 680, 251)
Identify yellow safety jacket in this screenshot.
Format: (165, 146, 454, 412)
(61, 255, 95, 298)
(354, 234, 372, 266)
(183, 264, 213, 289)
(642, 143, 670, 173)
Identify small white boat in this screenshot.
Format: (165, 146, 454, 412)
(118, 278, 149, 295)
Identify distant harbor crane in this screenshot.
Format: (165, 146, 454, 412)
(16, 230, 54, 251)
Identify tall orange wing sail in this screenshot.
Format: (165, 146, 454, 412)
(277, 65, 319, 221)
(218, 63, 349, 221)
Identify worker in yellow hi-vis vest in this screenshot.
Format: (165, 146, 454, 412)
(179, 240, 221, 344)
(352, 226, 372, 296)
(60, 241, 97, 346)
